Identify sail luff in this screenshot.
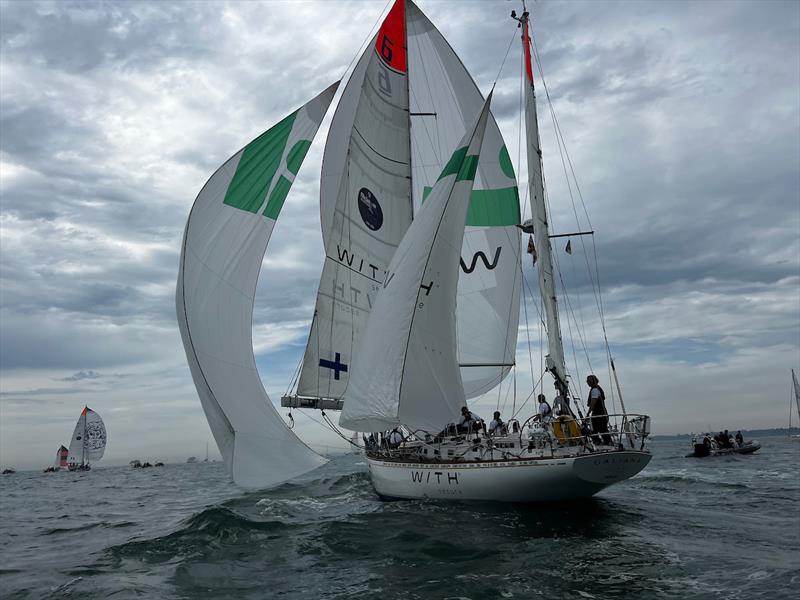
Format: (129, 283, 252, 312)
(522, 17, 568, 390)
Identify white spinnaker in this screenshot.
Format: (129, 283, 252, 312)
(407, 0, 521, 399)
(522, 20, 567, 386)
(177, 84, 338, 489)
(341, 95, 493, 433)
(298, 0, 412, 401)
(67, 407, 106, 465)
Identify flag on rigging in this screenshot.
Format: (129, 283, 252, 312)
(565, 240, 572, 255)
(527, 235, 537, 265)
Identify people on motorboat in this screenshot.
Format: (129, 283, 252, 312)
(458, 406, 483, 433)
(586, 375, 612, 445)
(489, 411, 507, 436)
(736, 431, 744, 446)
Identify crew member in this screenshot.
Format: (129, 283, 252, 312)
(489, 411, 506, 436)
(586, 375, 612, 445)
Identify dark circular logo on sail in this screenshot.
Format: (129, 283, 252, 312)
(358, 187, 383, 231)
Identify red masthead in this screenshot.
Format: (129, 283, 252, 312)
(375, 0, 406, 73)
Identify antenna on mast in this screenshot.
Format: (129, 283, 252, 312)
(510, 1, 530, 27)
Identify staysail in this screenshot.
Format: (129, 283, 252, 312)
(341, 95, 493, 432)
(297, 1, 412, 403)
(176, 84, 338, 488)
(406, 0, 521, 399)
(522, 16, 568, 390)
(295, 0, 520, 407)
(67, 407, 106, 466)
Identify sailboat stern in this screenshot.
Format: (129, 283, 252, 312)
(571, 450, 651, 485)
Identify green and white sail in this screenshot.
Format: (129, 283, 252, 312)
(176, 83, 338, 489)
(407, 0, 521, 400)
(341, 95, 493, 433)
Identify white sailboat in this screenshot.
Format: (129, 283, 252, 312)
(791, 369, 800, 439)
(66, 406, 107, 471)
(176, 0, 651, 500)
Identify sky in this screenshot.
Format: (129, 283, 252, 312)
(1, 0, 798, 470)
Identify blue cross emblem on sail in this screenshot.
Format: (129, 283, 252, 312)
(319, 353, 348, 380)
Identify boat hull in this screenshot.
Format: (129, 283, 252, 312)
(366, 451, 651, 502)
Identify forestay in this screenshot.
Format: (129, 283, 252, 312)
(406, 0, 521, 399)
(522, 19, 568, 387)
(176, 84, 338, 488)
(298, 0, 413, 402)
(341, 95, 493, 433)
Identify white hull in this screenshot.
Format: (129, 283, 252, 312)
(366, 451, 651, 502)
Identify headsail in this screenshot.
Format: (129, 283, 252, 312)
(297, 1, 413, 403)
(55, 445, 68, 469)
(793, 369, 800, 422)
(67, 407, 106, 466)
(176, 83, 338, 488)
(522, 16, 568, 390)
(406, 0, 521, 399)
(341, 95, 493, 432)
(295, 0, 520, 406)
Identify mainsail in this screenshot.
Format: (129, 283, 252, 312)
(792, 369, 800, 424)
(522, 16, 568, 390)
(295, 0, 520, 406)
(67, 407, 107, 467)
(176, 84, 338, 488)
(297, 0, 412, 403)
(341, 95, 493, 432)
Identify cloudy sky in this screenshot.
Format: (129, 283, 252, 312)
(1, 0, 798, 470)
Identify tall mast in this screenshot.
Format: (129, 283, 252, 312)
(81, 408, 87, 467)
(515, 6, 569, 395)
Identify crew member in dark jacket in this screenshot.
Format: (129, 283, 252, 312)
(586, 375, 612, 445)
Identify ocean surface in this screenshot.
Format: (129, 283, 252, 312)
(1, 435, 798, 600)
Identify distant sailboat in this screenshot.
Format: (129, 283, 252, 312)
(791, 370, 800, 439)
(66, 406, 107, 471)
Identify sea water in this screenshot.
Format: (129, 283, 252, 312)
(1, 435, 798, 599)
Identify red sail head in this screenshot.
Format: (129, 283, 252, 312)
(375, 0, 406, 73)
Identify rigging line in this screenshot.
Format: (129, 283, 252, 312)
(530, 35, 611, 350)
(493, 22, 520, 86)
(340, 0, 392, 81)
(512, 369, 547, 421)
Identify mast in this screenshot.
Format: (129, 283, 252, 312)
(81, 408, 87, 467)
(514, 6, 569, 395)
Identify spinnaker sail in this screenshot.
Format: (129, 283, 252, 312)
(55, 445, 68, 469)
(176, 83, 339, 488)
(67, 407, 106, 467)
(341, 95, 493, 432)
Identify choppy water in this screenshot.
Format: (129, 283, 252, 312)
(1, 435, 798, 599)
